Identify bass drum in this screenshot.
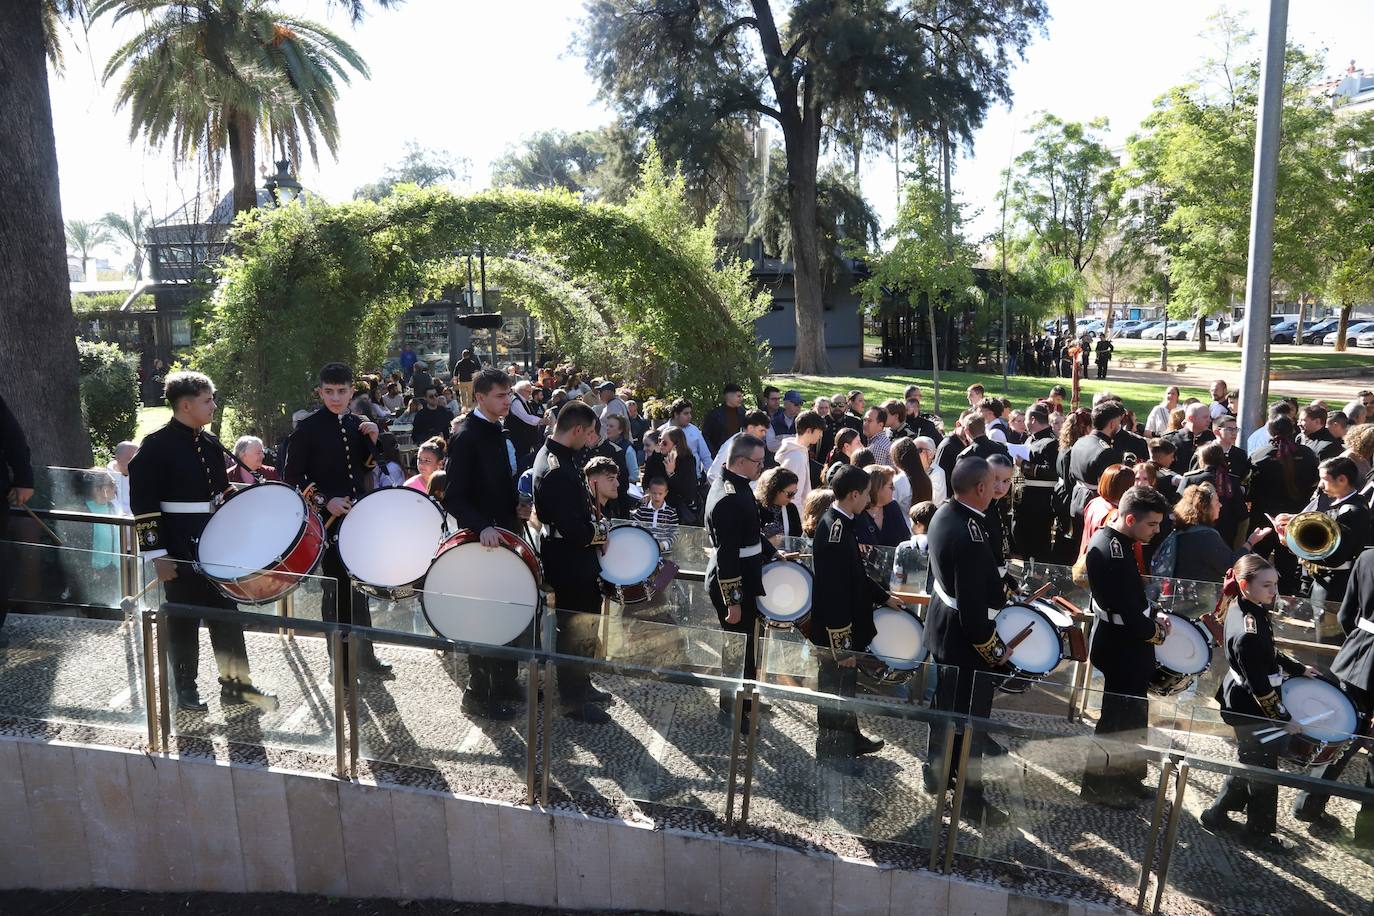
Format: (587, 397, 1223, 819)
(337, 486, 448, 600)
(756, 560, 814, 629)
(196, 481, 326, 605)
(993, 603, 1066, 693)
(422, 528, 542, 646)
(599, 525, 672, 604)
(1149, 614, 1213, 696)
(867, 606, 927, 684)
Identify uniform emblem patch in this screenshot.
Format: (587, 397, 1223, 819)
(1109, 538, 1124, 559)
(723, 481, 735, 495)
(547, 454, 560, 470)
(967, 519, 984, 542)
(1244, 614, 1258, 634)
(829, 519, 844, 543)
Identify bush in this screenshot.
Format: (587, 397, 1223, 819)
(71, 291, 154, 313)
(77, 340, 139, 456)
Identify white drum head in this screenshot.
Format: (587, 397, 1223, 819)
(423, 542, 539, 645)
(1281, 677, 1358, 742)
(1032, 598, 1075, 629)
(1155, 615, 1210, 674)
(995, 604, 1060, 674)
(757, 561, 813, 622)
(198, 484, 306, 580)
(339, 488, 446, 588)
(599, 526, 661, 585)
(869, 608, 927, 669)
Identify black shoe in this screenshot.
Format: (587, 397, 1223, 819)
(921, 764, 942, 794)
(1242, 832, 1292, 854)
(1200, 808, 1236, 832)
(583, 685, 613, 705)
(495, 680, 527, 703)
(563, 702, 612, 724)
(360, 652, 393, 676)
(461, 693, 518, 721)
(175, 687, 208, 713)
(962, 802, 1010, 827)
(1128, 780, 1158, 800)
(854, 733, 885, 756)
(1294, 809, 1341, 830)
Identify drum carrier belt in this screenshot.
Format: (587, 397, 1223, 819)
(1227, 668, 1284, 688)
(161, 501, 214, 514)
(933, 580, 958, 610)
(1358, 617, 1374, 636)
(738, 543, 762, 558)
(1090, 598, 1127, 627)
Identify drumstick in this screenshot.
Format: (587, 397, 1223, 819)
(23, 506, 64, 545)
(1026, 581, 1054, 603)
(1257, 709, 1336, 743)
(119, 575, 161, 613)
(1004, 623, 1036, 655)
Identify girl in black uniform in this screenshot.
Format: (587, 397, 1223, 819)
(1201, 554, 1317, 853)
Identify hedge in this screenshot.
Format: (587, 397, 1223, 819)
(78, 340, 139, 461)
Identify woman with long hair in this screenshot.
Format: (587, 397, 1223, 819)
(825, 427, 861, 477)
(1166, 483, 1270, 582)
(800, 488, 835, 538)
(1080, 464, 1138, 557)
(855, 465, 910, 548)
(1052, 408, 1093, 559)
(1182, 442, 1247, 548)
(755, 466, 802, 545)
(889, 436, 933, 515)
(654, 426, 699, 525)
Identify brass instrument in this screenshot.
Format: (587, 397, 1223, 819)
(1285, 511, 1341, 575)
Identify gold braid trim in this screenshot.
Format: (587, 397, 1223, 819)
(1255, 689, 1286, 720)
(974, 632, 1007, 667)
(134, 513, 161, 550)
(1147, 621, 1167, 646)
(718, 575, 743, 607)
(826, 625, 853, 659)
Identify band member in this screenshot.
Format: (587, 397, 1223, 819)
(705, 433, 778, 716)
(1068, 403, 1126, 548)
(809, 465, 902, 769)
(984, 454, 1014, 582)
(1201, 555, 1312, 853)
(1275, 456, 1370, 609)
(130, 372, 277, 712)
(443, 367, 529, 720)
(533, 401, 612, 724)
(1081, 485, 1171, 807)
(283, 363, 390, 675)
(925, 456, 1011, 825)
(1291, 545, 1374, 845)
(1013, 406, 1058, 561)
(1248, 416, 1318, 595)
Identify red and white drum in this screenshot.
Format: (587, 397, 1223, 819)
(338, 486, 448, 600)
(422, 528, 542, 645)
(196, 481, 326, 605)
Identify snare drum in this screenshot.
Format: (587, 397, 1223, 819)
(599, 525, 669, 604)
(756, 561, 814, 628)
(196, 482, 326, 604)
(1279, 676, 1360, 767)
(422, 528, 542, 645)
(338, 486, 448, 600)
(993, 603, 1067, 693)
(867, 607, 928, 684)
(1149, 614, 1214, 696)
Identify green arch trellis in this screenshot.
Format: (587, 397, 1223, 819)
(196, 180, 770, 439)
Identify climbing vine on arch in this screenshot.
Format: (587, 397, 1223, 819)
(196, 151, 771, 439)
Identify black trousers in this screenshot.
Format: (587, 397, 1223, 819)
(548, 575, 603, 704)
(0, 508, 9, 629)
(163, 569, 252, 691)
(927, 662, 1000, 812)
(1096, 360, 1109, 379)
(1012, 492, 1055, 562)
(1086, 627, 1153, 794)
(320, 539, 373, 629)
(1209, 718, 1282, 835)
(816, 655, 860, 759)
(709, 577, 760, 695)
(1293, 682, 1374, 840)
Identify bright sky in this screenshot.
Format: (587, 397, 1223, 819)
(49, 0, 1374, 266)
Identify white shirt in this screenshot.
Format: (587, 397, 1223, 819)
(928, 464, 948, 506)
(987, 419, 1008, 443)
(1246, 426, 1271, 453)
(893, 472, 912, 517)
(508, 394, 541, 427)
(1146, 402, 1175, 436)
(1209, 400, 1231, 420)
(596, 396, 629, 423)
(106, 460, 130, 515)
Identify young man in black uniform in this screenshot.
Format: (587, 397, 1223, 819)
(130, 372, 277, 712)
(1013, 406, 1058, 561)
(533, 401, 612, 724)
(809, 465, 904, 769)
(955, 415, 1009, 463)
(443, 367, 530, 720)
(1201, 555, 1313, 852)
(283, 363, 389, 675)
(1068, 403, 1126, 547)
(704, 433, 778, 715)
(585, 418, 632, 519)
(1291, 545, 1374, 845)
(0, 393, 33, 648)
(925, 456, 1011, 824)
(1276, 456, 1371, 610)
(1082, 485, 1170, 807)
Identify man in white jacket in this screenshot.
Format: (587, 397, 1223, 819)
(774, 410, 826, 506)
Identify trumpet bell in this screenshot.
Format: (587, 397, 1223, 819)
(1285, 511, 1341, 562)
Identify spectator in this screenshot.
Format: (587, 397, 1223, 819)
(657, 398, 712, 478)
(410, 386, 453, 445)
(426, 469, 449, 503)
(912, 436, 947, 506)
(1146, 386, 1181, 437)
(702, 383, 748, 456)
(862, 406, 891, 463)
(1341, 423, 1374, 482)
(708, 410, 771, 483)
(230, 435, 280, 485)
(451, 348, 483, 409)
(1165, 483, 1269, 582)
(901, 386, 941, 441)
(644, 426, 699, 525)
(625, 400, 650, 461)
(1080, 464, 1137, 558)
(767, 390, 804, 450)
(1328, 411, 1350, 446)
(603, 414, 639, 485)
(78, 467, 122, 604)
(371, 433, 407, 488)
(851, 447, 876, 470)
(507, 379, 551, 471)
(755, 466, 802, 544)
(400, 345, 418, 382)
(774, 409, 826, 502)
(1208, 379, 1232, 419)
(409, 361, 433, 402)
(1298, 403, 1341, 461)
(1181, 442, 1248, 548)
(379, 381, 405, 412)
(889, 436, 933, 516)
(813, 395, 837, 465)
(406, 437, 445, 492)
(855, 465, 910, 548)
(1164, 402, 1214, 472)
(633, 477, 679, 545)
(800, 487, 835, 538)
(106, 440, 138, 514)
(841, 390, 866, 438)
(595, 381, 629, 424)
(761, 385, 782, 422)
(1247, 402, 1293, 453)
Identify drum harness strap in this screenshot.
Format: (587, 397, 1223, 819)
(739, 543, 762, 558)
(1090, 598, 1167, 645)
(1226, 668, 1284, 688)
(932, 579, 958, 610)
(1358, 617, 1374, 636)
(160, 501, 214, 514)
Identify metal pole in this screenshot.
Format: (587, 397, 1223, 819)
(1237, 0, 1290, 443)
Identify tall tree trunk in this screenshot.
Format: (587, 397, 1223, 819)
(1196, 310, 1207, 353)
(785, 112, 829, 374)
(1336, 300, 1352, 352)
(227, 107, 258, 215)
(1294, 294, 1306, 350)
(926, 293, 941, 415)
(0, 0, 91, 466)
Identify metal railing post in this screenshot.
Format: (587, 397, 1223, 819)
(724, 686, 748, 831)
(942, 725, 975, 874)
(155, 609, 171, 745)
(347, 633, 360, 778)
(929, 718, 957, 871)
(141, 609, 159, 752)
(118, 525, 138, 613)
(1136, 758, 1175, 913)
(1151, 762, 1190, 915)
(524, 657, 539, 805)
(330, 630, 347, 779)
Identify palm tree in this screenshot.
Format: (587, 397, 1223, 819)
(93, 0, 370, 216)
(100, 205, 150, 279)
(65, 218, 112, 280)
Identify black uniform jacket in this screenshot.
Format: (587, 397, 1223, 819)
(0, 394, 33, 497)
(1332, 547, 1374, 693)
(956, 435, 1010, 463)
(1068, 432, 1123, 518)
(129, 418, 231, 561)
(1024, 428, 1059, 481)
(443, 410, 519, 533)
(1217, 598, 1304, 722)
(533, 438, 607, 587)
(283, 407, 373, 504)
(1301, 491, 1371, 592)
(925, 500, 1006, 669)
(1299, 427, 1342, 462)
(903, 413, 941, 443)
(1114, 428, 1150, 463)
(1164, 428, 1214, 473)
(809, 506, 889, 656)
(1248, 440, 1318, 529)
(1085, 526, 1165, 648)
(933, 433, 965, 483)
(704, 468, 778, 608)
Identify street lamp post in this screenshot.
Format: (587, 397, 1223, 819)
(264, 158, 303, 207)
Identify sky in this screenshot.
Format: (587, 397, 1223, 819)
(48, 0, 1374, 268)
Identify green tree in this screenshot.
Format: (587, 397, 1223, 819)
(65, 218, 112, 280)
(1005, 113, 1119, 330)
(94, 0, 372, 217)
(1322, 115, 1374, 351)
(100, 205, 150, 279)
(580, 0, 1047, 373)
(354, 141, 468, 202)
(490, 129, 606, 194)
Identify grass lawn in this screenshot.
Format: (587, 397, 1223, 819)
(1109, 339, 1370, 371)
(767, 367, 1207, 427)
(136, 405, 248, 442)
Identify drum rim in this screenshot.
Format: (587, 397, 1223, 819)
(420, 533, 543, 644)
(1280, 676, 1359, 738)
(197, 481, 312, 584)
(756, 559, 814, 620)
(869, 605, 927, 669)
(1153, 614, 1212, 675)
(995, 603, 1062, 674)
(598, 525, 662, 585)
(337, 485, 449, 587)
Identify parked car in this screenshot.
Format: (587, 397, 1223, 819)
(1108, 320, 1146, 337)
(1226, 315, 1290, 342)
(1123, 320, 1163, 338)
(1188, 319, 1223, 341)
(1300, 318, 1341, 344)
(1323, 321, 1374, 347)
(1356, 329, 1374, 348)
(1267, 320, 1299, 344)
(1141, 322, 1186, 341)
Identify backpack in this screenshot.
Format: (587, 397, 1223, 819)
(1150, 529, 1180, 579)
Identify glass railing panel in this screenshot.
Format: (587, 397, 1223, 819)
(540, 608, 746, 818)
(25, 465, 134, 517)
(1169, 704, 1374, 915)
(148, 556, 337, 625)
(2, 539, 137, 614)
